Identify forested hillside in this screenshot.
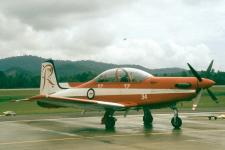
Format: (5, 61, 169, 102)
(0, 55, 224, 88)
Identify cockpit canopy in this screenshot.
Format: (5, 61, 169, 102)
(95, 68, 153, 83)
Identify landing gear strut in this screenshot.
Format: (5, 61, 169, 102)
(171, 106, 182, 129)
(102, 109, 116, 130)
(143, 106, 153, 127)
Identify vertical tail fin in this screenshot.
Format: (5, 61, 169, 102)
(40, 60, 62, 95)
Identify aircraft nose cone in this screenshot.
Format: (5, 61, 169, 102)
(198, 78, 215, 89)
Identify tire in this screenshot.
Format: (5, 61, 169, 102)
(105, 117, 116, 130)
(143, 115, 153, 126)
(171, 117, 182, 129)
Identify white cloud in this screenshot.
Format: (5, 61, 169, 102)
(0, 0, 224, 70)
(94, 39, 212, 70)
(0, 0, 132, 30)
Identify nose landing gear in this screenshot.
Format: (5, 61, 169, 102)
(171, 106, 182, 129)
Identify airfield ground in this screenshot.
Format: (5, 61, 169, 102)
(0, 113, 225, 150)
(0, 87, 224, 149)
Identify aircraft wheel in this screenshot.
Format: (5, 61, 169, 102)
(101, 117, 105, 124)
(171, 117, 182, 129)
(105, 117, 116, 130)
(143, 115, 153, 126)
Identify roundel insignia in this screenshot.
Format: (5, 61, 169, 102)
(87, 88, 95, 100)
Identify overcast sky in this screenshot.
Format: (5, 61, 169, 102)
(0, 0, 225, 70)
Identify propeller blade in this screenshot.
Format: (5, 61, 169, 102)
(187, 63, 202, 81)
(207, 88, 218, 103)
(206, 60, 214, 78)
(192, 90, 203, 111)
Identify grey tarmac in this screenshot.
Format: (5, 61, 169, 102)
(0, 112, 224, 150)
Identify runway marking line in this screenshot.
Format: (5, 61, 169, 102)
(1, 129, 225, 146)
(0, 132, 172, 146)
(1, 113, 225, 146)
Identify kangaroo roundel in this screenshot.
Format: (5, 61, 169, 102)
(87, 88, 95, 99)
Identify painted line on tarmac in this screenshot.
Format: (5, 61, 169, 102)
(0, 132, 172, 146)
(186, 129, 225, 133)
(1, 129, 225, 146)
(0, 130, 225, 145)
(37, 128, 79, 137)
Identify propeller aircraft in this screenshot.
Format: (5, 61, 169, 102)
(24, 60, 217, 130)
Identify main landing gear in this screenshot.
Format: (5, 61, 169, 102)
(170, 106, 182, 129)
(101, 109, 116, 130)
(143, 106, 153, 128)
(101, 106, 182, 130)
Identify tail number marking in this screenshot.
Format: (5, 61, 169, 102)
(141, 94, 148, 100)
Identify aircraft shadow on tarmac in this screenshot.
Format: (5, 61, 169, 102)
(20, 119, 183, 137)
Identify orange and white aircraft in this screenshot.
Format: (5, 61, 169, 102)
(27, 60, 217, 130)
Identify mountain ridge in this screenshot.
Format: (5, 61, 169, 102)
(0, 55, 187, 76)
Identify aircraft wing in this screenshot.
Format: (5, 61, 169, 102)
(21, 95, 138, 110)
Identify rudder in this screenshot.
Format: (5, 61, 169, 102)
(40, 60, 62, 95)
